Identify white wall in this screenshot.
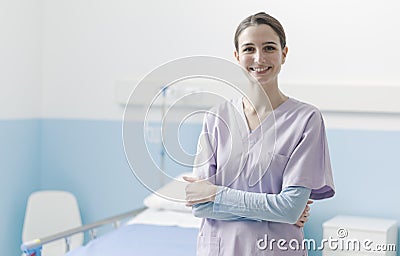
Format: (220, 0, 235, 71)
(1, 0, 398, 121)
(280, 0, 400, 85)
(40, 0, 400, 121)
(0, 0, 42, 118)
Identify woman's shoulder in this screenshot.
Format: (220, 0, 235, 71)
(285, 97, 323, 120)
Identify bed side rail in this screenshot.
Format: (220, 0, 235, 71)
(21, 207, 147, 256)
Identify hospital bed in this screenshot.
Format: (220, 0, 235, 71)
(21, 174, 200, 256)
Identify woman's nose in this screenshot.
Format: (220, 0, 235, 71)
(254, 51, 265, 63)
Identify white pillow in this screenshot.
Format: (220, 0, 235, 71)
(143, 172, 193, 213)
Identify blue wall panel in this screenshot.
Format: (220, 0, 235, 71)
(0, 119, 40, 256)
(40, 119, 150, 224)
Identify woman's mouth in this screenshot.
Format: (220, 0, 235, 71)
(249, 66, 271, 74)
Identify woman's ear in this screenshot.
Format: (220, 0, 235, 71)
(282, 46, 288, 64)
(234, 50, 240, 63)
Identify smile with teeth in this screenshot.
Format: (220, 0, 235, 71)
(250, 66, 271, 72)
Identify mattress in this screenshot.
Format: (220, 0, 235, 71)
(64, 209, 200, 255)
(65, 223, 198, 255)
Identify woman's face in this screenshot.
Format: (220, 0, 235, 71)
(235, 24, 288, 87)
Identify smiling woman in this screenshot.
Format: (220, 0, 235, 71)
(184, 12, 335, 256)
(234, 13, 287, 99)
(235, 24, 287, 101)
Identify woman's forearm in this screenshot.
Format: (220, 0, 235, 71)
(192, 202, 251, 221)
(211, 186, 311, 224)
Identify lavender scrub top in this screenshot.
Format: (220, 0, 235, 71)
(193, 97, 335, 256)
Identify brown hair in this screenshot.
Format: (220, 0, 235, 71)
(234, 12, 286, 51)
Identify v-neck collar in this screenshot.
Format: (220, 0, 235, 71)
(238, 97, 292, 134)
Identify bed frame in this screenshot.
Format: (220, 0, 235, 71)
(21, 207, 146, 256)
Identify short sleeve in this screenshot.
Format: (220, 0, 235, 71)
(192, 114, 217, 181)
(282, 111, 335, 200)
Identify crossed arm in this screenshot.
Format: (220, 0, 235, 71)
(184, 176, 312, 227)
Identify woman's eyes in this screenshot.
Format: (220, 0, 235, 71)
(243, 47, 254, 52)
(265, 46, 276, 51)
(242, 46, 276, 53)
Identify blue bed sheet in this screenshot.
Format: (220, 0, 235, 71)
(65, 224, 198, 255)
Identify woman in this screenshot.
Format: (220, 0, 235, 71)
(184, 12, 334, 255)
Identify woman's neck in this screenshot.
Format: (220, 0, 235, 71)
(242, 82, 288, 115)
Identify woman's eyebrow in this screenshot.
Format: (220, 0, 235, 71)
(241, 43, 255, 48)
(241, 41, 278, 48)
(262, 41, 278, 45)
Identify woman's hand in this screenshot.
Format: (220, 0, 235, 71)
(183, 176, 218, 206)
(295, 200, 313, 227)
